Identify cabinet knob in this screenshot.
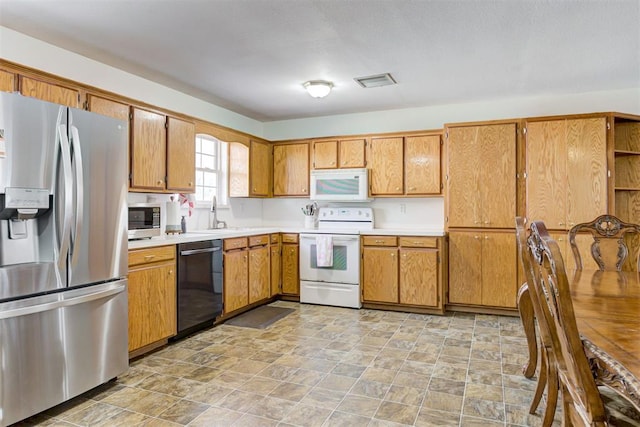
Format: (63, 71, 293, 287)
(157, 180, 164, 185)
(390, 253, 395, 257)
(474, 236, 480, 240)
(302, 189, 307, 193)
(484, 236, 489, 240)
(484, 220, 490, 224)
(188, 182, 193, 187)
(253, 187, 257, 191)
(168, 270, 173, 275)
(559, 222, 565, 226)
(395, 187, 400, 191)
(331, 161, 335, 165)
(474, 220, 480, 224)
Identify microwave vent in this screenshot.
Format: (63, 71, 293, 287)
(354, 73, 397, 88)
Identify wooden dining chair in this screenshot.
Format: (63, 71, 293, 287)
(569, 214, 640, 271)
(527, 220, 640, 426)
(516, 217, 558, 426)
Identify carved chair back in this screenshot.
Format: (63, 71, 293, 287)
(527, 220, 608, 425)
(569, 215, 640, 271)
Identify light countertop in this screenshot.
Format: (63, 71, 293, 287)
(128, 226, 446, 249)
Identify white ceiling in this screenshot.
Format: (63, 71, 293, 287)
(1, 0, 638, 122)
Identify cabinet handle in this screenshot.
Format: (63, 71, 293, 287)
(413, 241, 423, 245)
(144, 255, 155, 260)
(375, 240, 384, 244)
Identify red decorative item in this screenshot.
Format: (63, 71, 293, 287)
(178, 193, 194, 217)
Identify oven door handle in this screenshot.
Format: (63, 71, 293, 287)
(300, 235, 359, 242)
(180, 247, 221, 256)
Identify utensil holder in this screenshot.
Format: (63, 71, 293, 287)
(304, 215, 316, 229)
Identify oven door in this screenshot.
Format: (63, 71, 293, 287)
(299, 233, 360, 284)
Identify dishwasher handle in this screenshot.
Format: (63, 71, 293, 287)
(180, 247, 222, 256)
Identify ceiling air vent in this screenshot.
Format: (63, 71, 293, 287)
(354, 73, 397, 88)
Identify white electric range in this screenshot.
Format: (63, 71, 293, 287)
(299, 207, 373, 309)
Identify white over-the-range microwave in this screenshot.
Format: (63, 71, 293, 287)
(310, 168, 371, 202)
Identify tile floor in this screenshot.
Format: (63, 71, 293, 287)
(14, 301, 559, 427)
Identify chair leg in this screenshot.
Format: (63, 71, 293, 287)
(542, 357, 559, 427)
(530, 344, 548, 414)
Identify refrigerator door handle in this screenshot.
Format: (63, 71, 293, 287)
(69, 124, 84, 270)
(0, 282, 126, 320)
(56, 122, 74, 276)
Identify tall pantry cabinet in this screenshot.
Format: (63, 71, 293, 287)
(446, 121, 521, 310)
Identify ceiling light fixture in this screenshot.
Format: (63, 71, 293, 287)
(303, 80, 333, 98)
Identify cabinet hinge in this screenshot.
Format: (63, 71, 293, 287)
(607, 121, 611, 130)
(77, 93, 81, 104)
(82, 100, 89, 110)
(522, 127, 527, 135)
(128, 172, 132, 180)
(165, 121, 169, 129)
(440, 183, 444, 190)
(445, 131, 449, 140)
(129, 112, 133, 120)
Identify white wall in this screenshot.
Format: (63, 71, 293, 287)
(264, 88, 640, 140)
(0, 27, 264, 137)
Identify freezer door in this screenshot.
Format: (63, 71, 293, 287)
(67, 108, 128, 286)
(0, 280, 128, 426)
(0, 92, 59, 194)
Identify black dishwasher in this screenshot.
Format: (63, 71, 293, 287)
(176, 239, 223, 338)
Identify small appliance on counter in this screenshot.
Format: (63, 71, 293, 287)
(128, 203, 161, 240)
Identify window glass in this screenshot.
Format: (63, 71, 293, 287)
(195, 134, 228, 206)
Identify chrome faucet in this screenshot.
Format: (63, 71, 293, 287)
(209, 195, 227, 229)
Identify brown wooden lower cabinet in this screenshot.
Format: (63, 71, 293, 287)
(281, 233, 299, 296)
(127, 245, 177, 353)
(448, 230, 517, 309)
(223, 235, 271, 314)
(362, 235, 444, 312)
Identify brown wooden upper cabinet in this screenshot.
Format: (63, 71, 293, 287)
(312, 138, 365, 169)
(0, 69, 16, 92)
(446, 123, 517, 228)
(229, 140, 271, 197)
(129, 107, 195, 193)
(273, 142, 309, 196)
(368, 133, 442, 196)
(525, 116, 607, 230)
(166, 116, 196, 192)
(87, 94, 129, 121)
(612, 116, 640, 224)
(19, 76, 79, 108)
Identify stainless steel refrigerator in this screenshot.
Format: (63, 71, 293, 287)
(0, 92, 129, 426)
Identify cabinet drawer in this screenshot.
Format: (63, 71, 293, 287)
(270, 233, 280, 244)
(224, 237, 248, 251)
(128, 245, 176, 267)
(399, 236, 438, 248)
(249, 234, 269, 247)
(281, 233, 299, 244)
(362, 236, 398, 247)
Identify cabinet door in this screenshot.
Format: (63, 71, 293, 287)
(87, 94, 129, 121)
(281, 244, 299, 295)
(224, 250, 249, 313)
(167, 117, 196, 192)
(362, 247, 398, 303)
(131, 108, 167, 191)
(399, 248, 438, 307)
(273, 143, 309, 196)
(250, 140, 270, 196)
(405, 135, 441, 195)
(128, 262, 176, 351)
(0, 70, 16, 92)
(526, 120, 567, 229)
(566, 118, 607, 227)
(448, 232, 482, 305)
(313, 140, 338, 169)
(339, 138, 366, 168)
(481, 232, 517, 308)
(479, 124, 517, 228)
(270, 243, 281, 296)
(19, 76, 79, 107)
(369, 137, 404, 195)
(447, 127, 482, 227)
(229, 142, 249, 197)
(249, 246, 270, 304)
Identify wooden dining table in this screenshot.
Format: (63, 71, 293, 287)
(519, 269, 640, 407)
